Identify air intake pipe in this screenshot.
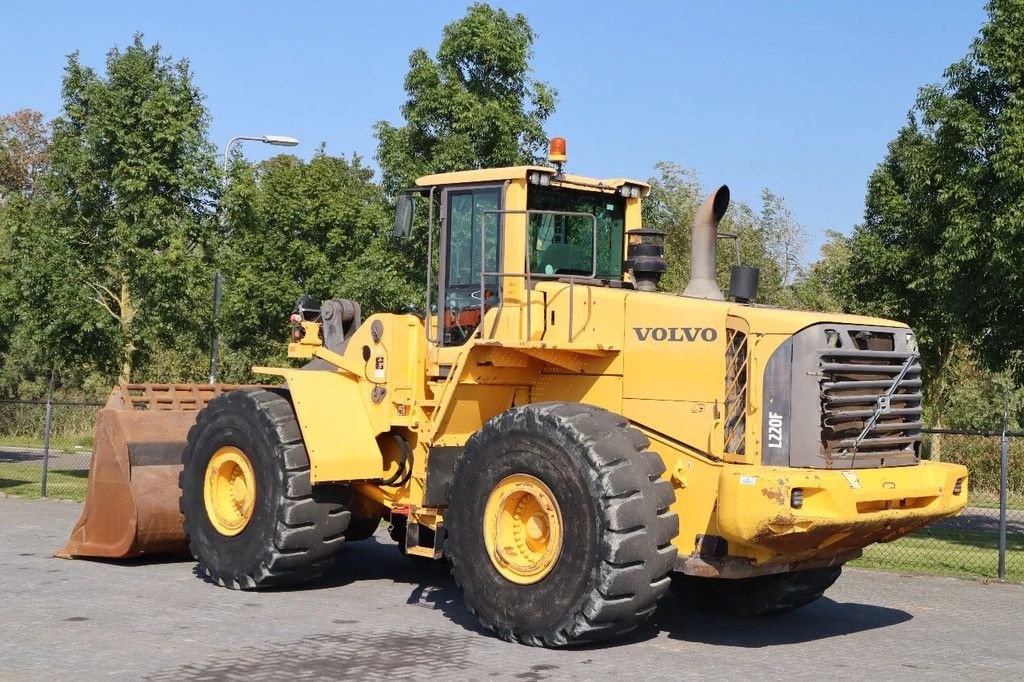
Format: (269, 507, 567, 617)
(683, 185, 730, 301)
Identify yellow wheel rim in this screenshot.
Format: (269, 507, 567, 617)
(203, 446, 257, 536)
(483, 474, 563, 585)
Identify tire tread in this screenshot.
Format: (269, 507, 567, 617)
(448, 401, 679, 647)
(180, 388, 351, 590)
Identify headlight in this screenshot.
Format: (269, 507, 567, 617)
(905, 332, 918, 353)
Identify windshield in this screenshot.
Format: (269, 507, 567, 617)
(526, 186, 625, 279)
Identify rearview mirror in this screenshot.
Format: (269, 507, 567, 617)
(393, 194, 415, 238)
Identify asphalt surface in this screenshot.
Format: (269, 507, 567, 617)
(2, 496, 1022, 681)
(939, 504, 1024, 535)
(0, 446, 91, 471)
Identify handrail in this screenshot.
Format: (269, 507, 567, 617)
(479, 209, 598, 343)
(423, 186, 439, 344)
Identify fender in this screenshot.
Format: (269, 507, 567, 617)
(252, 366, 384, 482)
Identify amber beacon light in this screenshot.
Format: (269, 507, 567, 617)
(548, 137, 567, 166)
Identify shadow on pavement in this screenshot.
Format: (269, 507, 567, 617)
(309, 534, 913, 648)
(652, 593, 911, 647)
(73, 554, 194, 567)
(54, 526, 916, 649)
(309, 534, 486, 629)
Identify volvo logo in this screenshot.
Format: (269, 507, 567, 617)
(633, 327, 718, 342)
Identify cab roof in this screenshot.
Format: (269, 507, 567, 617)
(415, 165, 651, 194)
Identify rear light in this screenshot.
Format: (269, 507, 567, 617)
(791, 488, 804, 508)
(953, 478, 964, 495)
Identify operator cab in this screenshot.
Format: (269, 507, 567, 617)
(396, 138, 651, 349)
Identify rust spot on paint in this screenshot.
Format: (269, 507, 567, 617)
(762, 487, 786, 504)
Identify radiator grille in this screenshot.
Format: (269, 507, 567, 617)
(819, 335, 922, 467)
(724, 329, 748, 455)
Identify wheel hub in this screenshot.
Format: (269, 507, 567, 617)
(204, 446, 256, 536)
(483, 474, 563, 584)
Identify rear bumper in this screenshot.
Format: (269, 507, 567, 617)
(715, 460, 969, 565)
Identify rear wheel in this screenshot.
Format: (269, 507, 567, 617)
(180, 388, 350, 589)
(341, 488, 385, 542)
(343, 513, 384, 542)
(671, 566, 842, 616)
(446, 402, 678, 647)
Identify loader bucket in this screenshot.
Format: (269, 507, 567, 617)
(57, 383, 242, 560)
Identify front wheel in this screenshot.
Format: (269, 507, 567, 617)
(446, 402, 678, 647)
(179, 388, 351, 589)
(671, 566, 843, 616)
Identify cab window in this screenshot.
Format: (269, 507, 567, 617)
(527, 186, 625, 279)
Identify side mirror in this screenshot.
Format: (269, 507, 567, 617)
(393, 194, 415, 238)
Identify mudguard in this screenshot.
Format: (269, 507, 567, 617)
(253, 367, 384, 482)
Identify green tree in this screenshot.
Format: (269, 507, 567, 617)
(643, 162, 805, 306)
(861, 0, 1024, 371)
(217, 149, 416, 381)
(850, 119, 962, 436)
(0, 109, 51, 385)
(10, 35, 218, 384)
(848, 0, 1024, 442)
(374, 3, 557, 195)
(791, 230, 855, 313)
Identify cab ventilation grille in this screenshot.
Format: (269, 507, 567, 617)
(724, 329, 748, 455)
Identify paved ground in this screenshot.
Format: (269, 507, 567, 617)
(939, 504, 1024, 535)
(2, 496, 1021, 681)
(0, 446, 91, 470)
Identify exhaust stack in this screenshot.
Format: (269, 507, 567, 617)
(683, 185, 730, 301)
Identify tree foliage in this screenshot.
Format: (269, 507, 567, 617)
(848, 0, 1024, 432)
(791, 230, 855, 313)
(217, 149, 417, 381)
(8, 35, 218, 384)
(0, 109, 49, 201)
(643, 162, 806, 306)
(374, 3, 556, 195)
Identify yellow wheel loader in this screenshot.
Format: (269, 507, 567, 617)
(60, 138, 968, 647)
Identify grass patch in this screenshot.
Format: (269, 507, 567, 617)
(0, 463, 88, 502)
(852, 526, 1024, 582)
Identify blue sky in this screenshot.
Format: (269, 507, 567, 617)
(2, 1, 987, 260)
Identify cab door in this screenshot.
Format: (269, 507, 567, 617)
(428, 184, 503, 373)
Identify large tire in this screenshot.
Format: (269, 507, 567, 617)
(341, 488, 386, 542)
(179, 388, 350, 589)
(671, 566, 842, 616)
(446, 402, 678, 647)
(343, 514, 384, 542)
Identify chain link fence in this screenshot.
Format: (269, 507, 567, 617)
(852, 429, 1023, 581)
(0, 373, 103, 501)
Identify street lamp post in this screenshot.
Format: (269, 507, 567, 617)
(209, 134, 300, 384)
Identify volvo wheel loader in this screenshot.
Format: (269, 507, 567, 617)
(60, 138, 969, 647)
